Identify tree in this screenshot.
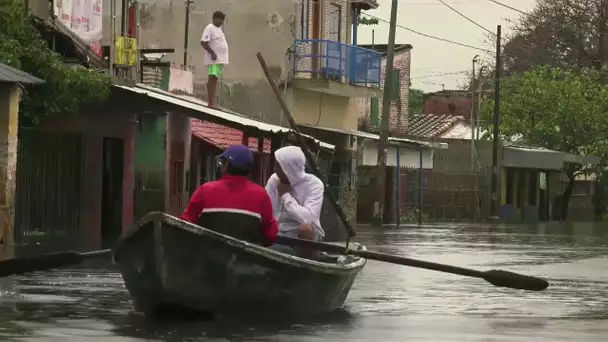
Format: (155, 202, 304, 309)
(358, 16, 379, 26)
(408, 88, 424, 114)
(0, 0, 110, 125)
(501, 0, 608, 75)
(480, 66, 608, 220)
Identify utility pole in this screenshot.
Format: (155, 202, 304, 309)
(470, 55, 479, 171)
(183, 0, 194, 67)
(373, 0, 399, 226)
(490, 24, 501, 219)
(476, 65, 487, 140)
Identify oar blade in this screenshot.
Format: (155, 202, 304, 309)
(483, 269, 549, 291)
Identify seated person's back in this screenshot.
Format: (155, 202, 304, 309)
(181, 144, 278, 245)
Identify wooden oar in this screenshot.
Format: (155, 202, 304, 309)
(256, 52, 357, 240)
(0, 249, 112, 278)
(275, 236, 549, 291)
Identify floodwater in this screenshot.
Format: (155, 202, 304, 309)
(0, 222, 607, 341)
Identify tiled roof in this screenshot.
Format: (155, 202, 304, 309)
(407, 114, 464, 138)
(0, 63, 44, 84)
(191, 119, 272, 153)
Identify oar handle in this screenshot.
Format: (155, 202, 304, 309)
(275, 236, 549, 291)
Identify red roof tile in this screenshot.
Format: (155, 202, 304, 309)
(407, 114, 464, 138)
(190, 119, 271, 153)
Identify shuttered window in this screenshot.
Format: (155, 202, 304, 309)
(370, 97, 379, 126)
(391, 69, 401, 100)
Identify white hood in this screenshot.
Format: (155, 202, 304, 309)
(274, 146, 307, 186)
(265, 145, 325, 239)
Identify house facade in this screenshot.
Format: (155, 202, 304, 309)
(356, 44, 413, 136)
(403, 111, 600, 223)
(119, 0, 382, 229)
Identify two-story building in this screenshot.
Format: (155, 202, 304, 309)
(356, 43, 413, 136)
(125, 0, 384, 226)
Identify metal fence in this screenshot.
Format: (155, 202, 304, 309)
(399, 168, 489, 222)
(292, 39, 382, 86)
(14, 128, 84, 243)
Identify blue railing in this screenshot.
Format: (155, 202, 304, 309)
(292, 39, 382, 86)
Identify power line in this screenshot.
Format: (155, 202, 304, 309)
(437, 0, 495, 36)
(360, 12, 494, 53)
(436, 0, 556, 70)
(411, 70, 469, 79)
(402, 0, 481, 5)
(486, 0, 527, 15)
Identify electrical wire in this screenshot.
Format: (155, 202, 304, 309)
(437, 0, 495, 36)
(436, 0, 555, 69)
(486, 0, 527, 15)
(411, 70, 469, 79)
(359, 12, 494, 53)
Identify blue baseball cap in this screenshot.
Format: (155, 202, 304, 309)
(219, 144, 253, 170)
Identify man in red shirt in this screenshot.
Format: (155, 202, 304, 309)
(181, 145, 278, 246)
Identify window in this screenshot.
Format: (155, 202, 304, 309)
(370, 97, 379, 126)
(300, 0, 309, 39)
(327, 3, 341, 42)
(391, 69, 401, 100)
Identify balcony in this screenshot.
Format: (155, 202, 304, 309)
(292, 39, 382, 98)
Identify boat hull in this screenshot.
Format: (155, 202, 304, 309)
(113, 212, 366, 316)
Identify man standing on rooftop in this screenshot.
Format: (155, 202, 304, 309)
(200, 11, 228, 109)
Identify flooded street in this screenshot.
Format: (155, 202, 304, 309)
(0, 222, 607, 341)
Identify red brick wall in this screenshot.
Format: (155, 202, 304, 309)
(302, 0, 348, 42)
(423, 95, 473, 121)
(322, 1, 348, 42)
(356, 47, 412, 136)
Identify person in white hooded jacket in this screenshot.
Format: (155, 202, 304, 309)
(265, 146, 325, 256)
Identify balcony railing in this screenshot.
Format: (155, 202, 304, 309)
(292, 39, 382, 87)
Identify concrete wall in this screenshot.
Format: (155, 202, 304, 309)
(166, 112, 191, 216)
(432, 138, 496, 172)
(0, 84, 20, 245)
(360, 143, 433, 169)
(104, 0, 358, 128)
(103, 0, 294, 124)
(40, 110, 137, 250)
(356, 47, 412, 136)
(291, 89, 358, 132)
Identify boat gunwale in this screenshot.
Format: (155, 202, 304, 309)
(113, 212, 367, 274)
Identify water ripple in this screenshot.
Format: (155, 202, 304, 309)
(0, 222, 607, 340)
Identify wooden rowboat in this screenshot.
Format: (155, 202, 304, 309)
(112, 212, 367, 316)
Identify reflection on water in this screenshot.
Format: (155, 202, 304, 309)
(0, 222, 607, 341)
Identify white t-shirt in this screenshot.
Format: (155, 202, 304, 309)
(201, 23, 229, 66)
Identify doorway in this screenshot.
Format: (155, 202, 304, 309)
(101, 137, 124, 248)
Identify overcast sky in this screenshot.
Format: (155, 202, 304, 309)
(357, 0, 536, 92)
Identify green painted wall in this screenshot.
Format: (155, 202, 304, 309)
(135, 114, 166, 170)
(134, 114, 167, 220)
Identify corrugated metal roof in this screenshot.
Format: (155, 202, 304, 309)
(0, 63, 44, 84)
(115, 83, 334, 150)
(504, 144, 600, 166)
(300, 124, 443, 149)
